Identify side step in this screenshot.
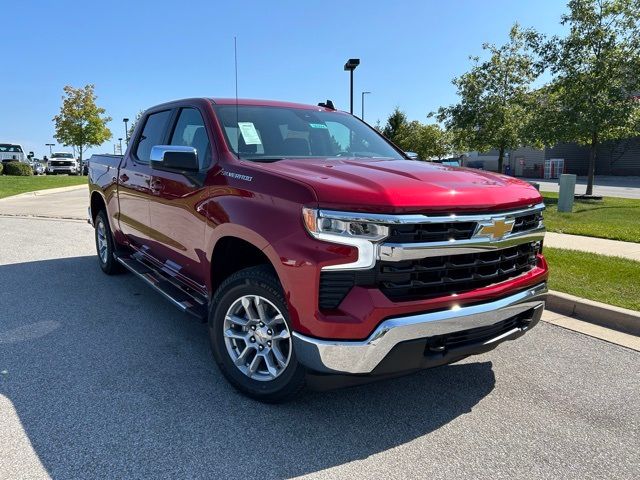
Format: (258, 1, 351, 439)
(115, 254, 208, 321)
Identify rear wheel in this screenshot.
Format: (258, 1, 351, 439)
(209, 266, 305, 402)
(94, 210, 124, 275)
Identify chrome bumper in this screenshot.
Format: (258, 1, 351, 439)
(293, 282, 547, 374)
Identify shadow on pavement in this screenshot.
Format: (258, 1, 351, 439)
(0, 256, 495, 479)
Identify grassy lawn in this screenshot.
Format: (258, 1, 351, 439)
(0, 175, 87, 199)
(542, 192, 640, 243)
(544, 247, 640, 311)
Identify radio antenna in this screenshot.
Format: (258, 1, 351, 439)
(234, 36, 240, 159)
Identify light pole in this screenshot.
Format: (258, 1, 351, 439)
(45, 143, 54, 155)
(361, 91, 371, 120)
(118, 138, 123, 154)
(123, 118, 130, 144)
(344, 58, 360, 115)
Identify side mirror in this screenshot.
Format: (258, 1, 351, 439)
(28, 151, 34, 158)
(405, 151, 419, 160)
(150, 145, 199, 172)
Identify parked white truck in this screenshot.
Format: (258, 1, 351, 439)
(0, 143, 28, 164)
(47, 152, 79, 175)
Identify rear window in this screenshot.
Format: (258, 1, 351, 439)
(0, 144, 23, 153)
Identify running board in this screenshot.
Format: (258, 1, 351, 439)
(115, 254, 208, 321)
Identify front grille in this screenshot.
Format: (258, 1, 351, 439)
(387, 221, 476, 243)
(424, 309, 533, 353)
(51, 161, 74, 166)
(318, 242, 540, 308)
(512, 212, 543, 233)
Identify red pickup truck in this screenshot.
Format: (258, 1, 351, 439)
(88, 97, 548, 402)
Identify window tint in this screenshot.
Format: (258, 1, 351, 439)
(169, 108, 211, 169)
(135, 110, 171, 163)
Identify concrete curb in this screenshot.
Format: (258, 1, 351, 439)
(0, 184, 87, 201)
(547, 290, 640, 336)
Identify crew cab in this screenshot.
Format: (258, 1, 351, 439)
(88, 98, 548, 402)
(47, 152, 78, 175)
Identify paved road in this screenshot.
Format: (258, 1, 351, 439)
(0, 217, 638, 480)
(523, 176, 640, 199)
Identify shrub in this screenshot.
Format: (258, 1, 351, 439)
(0, 162, 3, 175)
(3, 161, 33, 176)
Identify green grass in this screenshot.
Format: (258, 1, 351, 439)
(544, 247, 640, 311)
(542, 192, 640, 243)
(0, 175, 87, 199)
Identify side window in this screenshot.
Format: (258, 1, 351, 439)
(135, 110, 171, 163)
(170, 108, 211, 169)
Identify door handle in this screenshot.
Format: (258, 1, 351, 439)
(120, 173, 129, 183)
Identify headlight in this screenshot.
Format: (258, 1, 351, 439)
(302, 208, 389, 270)
(302, 208, 389, 241)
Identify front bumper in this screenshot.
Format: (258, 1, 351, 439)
(293, 282, 547, 375)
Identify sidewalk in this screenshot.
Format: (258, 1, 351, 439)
(544, 231, 640, 261)
(0, 185, 87, 220)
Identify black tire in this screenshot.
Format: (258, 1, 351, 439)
(94, 210, 124, 275)
(209, 266, 305, 403)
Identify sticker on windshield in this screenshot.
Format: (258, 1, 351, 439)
(309, 123, 328, 129)
(238, 122, 262, 145)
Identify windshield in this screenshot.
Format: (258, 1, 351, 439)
(0, 144, 23, 153)
(213, 105, 404, 161)
(52, 153, 74, 158)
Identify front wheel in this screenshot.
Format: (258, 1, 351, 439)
(209, 266, 305, 403)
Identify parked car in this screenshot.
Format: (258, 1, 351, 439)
(88, 97, 548, 402)
(46, 152, 78, 175)
(30, 160, 45, 175)
(0, 143, 28, 164)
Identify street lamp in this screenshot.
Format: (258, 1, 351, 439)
(123, 118, 130, 144)
(344, 58, 360, 115)
(45, 143, 54, 155)
(361, 91, 371, 120)
(118, 138, 123, 154)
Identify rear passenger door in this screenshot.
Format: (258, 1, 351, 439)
(118, 109, 172, 249)
(147, 107, 212, 289)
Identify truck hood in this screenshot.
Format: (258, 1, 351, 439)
(251, 158, 542, 213)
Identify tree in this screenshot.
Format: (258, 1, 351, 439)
(395, 122, 453, 160)
(436, 25, 541, 173)
(382, 107, 409, 145)
(534, 0, 640, 195)
(53, 84, 112, 163)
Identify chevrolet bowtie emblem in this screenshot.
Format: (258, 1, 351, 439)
(475, 218, 515, 240)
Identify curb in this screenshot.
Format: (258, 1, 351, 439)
(547, 290, 640, 336)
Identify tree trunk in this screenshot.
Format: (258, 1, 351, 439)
(586, 132, 597, 196)
(497, 145, 505, 174)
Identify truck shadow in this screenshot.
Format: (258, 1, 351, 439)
(0, 256, 495, 479)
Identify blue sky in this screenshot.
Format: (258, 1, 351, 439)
(2, 0, 567, 158)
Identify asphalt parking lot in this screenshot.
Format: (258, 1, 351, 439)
(1, 215, 639, 480)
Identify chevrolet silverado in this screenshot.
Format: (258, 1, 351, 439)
(88, 97, 548, 402)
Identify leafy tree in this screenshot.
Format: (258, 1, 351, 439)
(436, 25, 541, 172)
(396, 122, 453, 160)
(534, 0, 640, 195)
(53, 85, 112, 162)
(382, 107, 409, 145)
